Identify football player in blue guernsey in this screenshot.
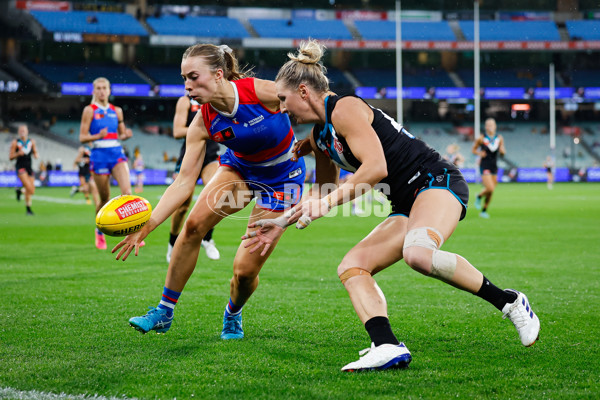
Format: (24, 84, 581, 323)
(472, 118, 506, 218)
(113, 44, 306, 340)
(9, 124, 39, 215)
(79, 77, 134, 250)
(243, 40, 539, 372)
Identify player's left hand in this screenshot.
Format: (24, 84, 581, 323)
(242, 220, 286, 256)
(287, 198, 330, 226)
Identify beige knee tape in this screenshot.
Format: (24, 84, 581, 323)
(431, 249, 457, 281)
(339, 267, 371, 284)
(403, 227, 445, 251)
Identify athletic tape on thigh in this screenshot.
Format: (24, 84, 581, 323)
(339, 267, 371, 284)
(431, 249, 457, 281)
(403, 227, 444, 251)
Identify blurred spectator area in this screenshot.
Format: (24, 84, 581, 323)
(146, 15, 249, 38)
(30, 10, 148, 36)
(249, 18, 352, 40)
(354, 21, 456, 41)
(459, 21, 561, 41)
(25, 62, 148, 85)
(457, 68, 555, 87)
(353, 68, 455, 88)
(139, 65, 182, 85)
(565, 20, 600, 40)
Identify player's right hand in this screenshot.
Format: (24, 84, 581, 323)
(112, 228, 148, 261)
(98, 127, 109, 139)
(291, 138, 312, 161)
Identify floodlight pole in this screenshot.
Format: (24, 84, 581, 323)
(474, 0, 481, 140)
(549, 63, 556, 170)
(395, 0, 403, 125)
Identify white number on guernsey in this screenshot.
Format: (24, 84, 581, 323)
(372, 106, 415, 139)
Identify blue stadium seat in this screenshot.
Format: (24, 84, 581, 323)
(146, 15, 249, 38)
(459, 21, 560, 41)
(249, 19, 352, 40)
(30, 10, 148, 36)
(565, 20, 600, 40)
(355, 21, 456, 41)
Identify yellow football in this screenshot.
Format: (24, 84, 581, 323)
(95, 195, 152, 236)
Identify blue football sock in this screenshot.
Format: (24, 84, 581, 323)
(224, 298, 243, 317)
(158, 287, 181, 317)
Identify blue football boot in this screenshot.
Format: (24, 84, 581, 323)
(221, 312, 244, 339)
(129, 307, 173, 334)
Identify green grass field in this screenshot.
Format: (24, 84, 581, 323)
(1, 183, 599, 400)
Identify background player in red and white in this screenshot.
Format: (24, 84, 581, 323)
(79, 77, 135, 249)
(166, 95, 221, 262)
(9, 124, 38, 215)
(472, 118, 505, 218)
(113, 44, 305, 341)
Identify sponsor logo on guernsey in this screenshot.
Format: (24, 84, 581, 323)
(213, 127, 236, 142)
(248, 115, 264, 126)
(211, 117, 221, 129)
(436, 175, 444, 183)
(115, 199, 149, 220)
(333, 137, 343, 154)
(289, 168, 302, 179)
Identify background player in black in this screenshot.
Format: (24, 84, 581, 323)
(71, 145, 99, 206)
(472, 118, 506, 218)
(167, 95, 221, 262)
(244, 40, 540, 372)
(9, 124, 38, 215)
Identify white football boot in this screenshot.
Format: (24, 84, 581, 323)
(341, 342, 412, 372)
(166, 243, 173, 263)
(202, 239, 220, 260)
(502, 289, 540, 347)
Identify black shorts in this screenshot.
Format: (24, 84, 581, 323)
(480, 160, 498, 175)
(79, 165, 91, 182)
(17, 165, 33, 177)
(388, 160, 469, 221)
(174, 140, 220, 174)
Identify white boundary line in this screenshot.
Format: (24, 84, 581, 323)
(32, 195, 88, 205)
(0, 387, 138, 400)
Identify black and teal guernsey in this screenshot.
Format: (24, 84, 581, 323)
(312, 94, 453, 199)
(15, 138, 34, 173)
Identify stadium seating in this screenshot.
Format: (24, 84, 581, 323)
(459, 21, 561, 41)
(26, 62, 147, 85)
(354, 21, 456, 41)
(568, 69, 599, 87)
(249, 18, 352, 40)
(139, 65, 182, 85)
(457, 68, 554, 87)
(146, 15, 249, 38)
(30, 10, 147, 36)
(353, 68, 455, 88)
(565, 20, 600, 40)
